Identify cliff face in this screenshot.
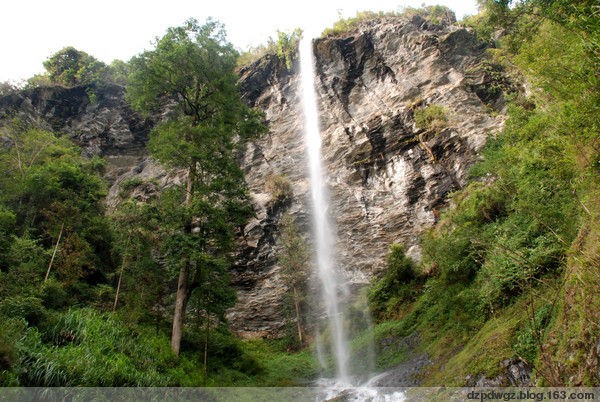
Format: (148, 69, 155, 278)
(0, 84, 164, 195)
(0, 16, 508, 339)
(230, 16, 505, 337)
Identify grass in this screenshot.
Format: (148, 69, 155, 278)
(240, 339, 319, 386)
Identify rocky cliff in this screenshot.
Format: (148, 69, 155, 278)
(0, 15, 508, 339)
(0, 84, 161, 194)
(230, 15, 506, 337)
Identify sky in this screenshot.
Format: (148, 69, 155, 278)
(0, 0, 479, 83)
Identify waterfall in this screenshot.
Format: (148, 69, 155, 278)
(299, 34, 351, 385)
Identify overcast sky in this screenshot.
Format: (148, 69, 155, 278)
(1, 0, 479, 83)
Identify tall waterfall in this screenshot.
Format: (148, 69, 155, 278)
(299, 35, 351, 385)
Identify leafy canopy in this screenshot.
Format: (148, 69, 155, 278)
(43, 47, 107, 87)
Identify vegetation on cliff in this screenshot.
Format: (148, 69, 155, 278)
(368, 0, 599, 386)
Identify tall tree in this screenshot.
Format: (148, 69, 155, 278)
(126, 18, 263, 355)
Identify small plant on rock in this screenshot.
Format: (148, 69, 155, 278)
(265, 174, 292, 207)
(414, 104, 449, 132)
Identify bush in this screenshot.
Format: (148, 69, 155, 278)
(512, 303, 553, 363)
(265, 174, 292, 206)
(118, 176, 144, 198)
(0, 296, 47, 327)
(413, 104, 448, 131)
(322, 6, 455, 37)
(40, 279, 70, 310)
(368, 244, 421, 319)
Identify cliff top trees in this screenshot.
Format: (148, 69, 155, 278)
(126, 18, 263, 356)
(42, 47, 107, 87)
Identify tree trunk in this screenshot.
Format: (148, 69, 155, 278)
(113, 237, 131, 312)
(171, 265, 190, 356)
(44, 222, 64, 282)
(170, 162, 196, 356)
(112, 267, 124, 312)
(293, 287, 303, 344)
(204, 312, 210, 381)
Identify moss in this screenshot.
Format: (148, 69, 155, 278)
(539, 199, 600, 385)
(420, 284, 557, 386)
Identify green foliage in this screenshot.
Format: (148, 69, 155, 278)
(368, 244, 421, 320)
(322, 10, 399, 36)
(237, 29, 301, 69)
(413, 104, 448, 132)
(117, 176, 144, 198)
(372, 0, 599, 385)
(402, 5, 456, 25)
(0, 82, 19, 96)
(126, 17, 265, 356)
(0, 296, 47, 327)
(278, 213, 310, 348)
(240, 339, 318, 386)
(322, 6, 455, 36)
(106, 59, 130, 86)
(42, 47, 107, 87)
(128, 18, 238, 120)
(274, 29, 302, 70)
(512, 303, 553, 363)
(17, 308, 173, 386)
(0, 122, 113, 310)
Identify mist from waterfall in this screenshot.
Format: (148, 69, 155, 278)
(299, 34, 351, 385)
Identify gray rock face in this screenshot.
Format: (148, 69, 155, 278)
(0, 84, 158, 204)
(231, 16, 505, 337)
(0, 84, 152, 156)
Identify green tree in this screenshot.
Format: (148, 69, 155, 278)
(0, 122, 112, 303)
(278, 213, 310, 346)
(106, 59, 130, 86)
(42, 47, 107, 87)
(126, 18, 263, 355)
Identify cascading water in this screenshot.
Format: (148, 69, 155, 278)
(299, 31, 405, 402)
(299, 34, 351, 385)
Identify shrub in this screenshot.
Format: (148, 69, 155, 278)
(40, 279, 69, 310)
(413, 104, 448, 131)
(368, 244, 421, 319)
(0, 297, 47, 327)
(322, 11, 395, 36)
(118, 176, 144, 198)
(322, 6, 455, 37)
(265, 174, 292, 206)
(512, 303, 553, 363)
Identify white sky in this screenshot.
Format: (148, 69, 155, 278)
(0, 0, 479, 83)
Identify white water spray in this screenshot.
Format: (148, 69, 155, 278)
(299, 34, 351, 385)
